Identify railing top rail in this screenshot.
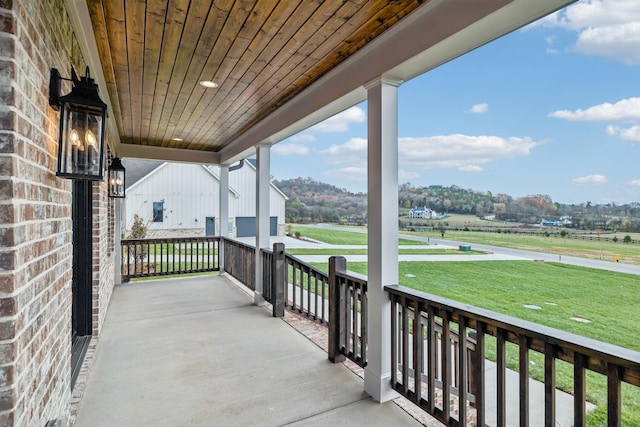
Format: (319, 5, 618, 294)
(385, 284, 640, 382)
(122, 236, 221, 244)
(284, 252, 329, 280)
(336, 269, 367, 285)
(220, 236, 258, 250)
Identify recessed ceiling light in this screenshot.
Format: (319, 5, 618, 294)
(199, 80, 219, 88)
(172, 137, 183, 141)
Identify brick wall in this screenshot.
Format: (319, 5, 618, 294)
(0, 1, 115, 425)
(92, 181, 114, 336)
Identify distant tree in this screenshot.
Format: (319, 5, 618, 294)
(613, 236, 619, 243)
(443, 199, 452, 213)
(623, 235, 632, 243)
(560, 229, 568, 238)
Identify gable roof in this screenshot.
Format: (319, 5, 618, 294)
(122, 159, 164, 189)
(123, 159, 241, 198)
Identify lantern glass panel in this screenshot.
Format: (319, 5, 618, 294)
(58, 102, 105, 179)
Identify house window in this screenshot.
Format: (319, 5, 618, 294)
(153, 201, 164, 222)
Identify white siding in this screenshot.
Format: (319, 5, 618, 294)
(124, 163, 220, 232)
(124, 162, 287, 236)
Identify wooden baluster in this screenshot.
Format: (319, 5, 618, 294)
(519, 335, 530, 427)
(427, 306, 436, 413)
(360, 283, 369, 366)
(608, 364, 621, 427)
(473, 322, 486, 427)
(402, 296, 409, 394)
(573, 353, 586, 427)
(545, 343, 556, 426)
(413, 300, 423, 406)
(458, 316, 467, 426)
(496, 328, 506, 427)
(441, 311, 451, 424)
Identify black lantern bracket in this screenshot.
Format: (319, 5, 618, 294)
(49, 66, 79, 111)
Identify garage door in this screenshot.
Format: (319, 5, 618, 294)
(236, 216, 277, 238)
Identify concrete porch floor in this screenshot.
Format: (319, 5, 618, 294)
(73, 274, 424, 427)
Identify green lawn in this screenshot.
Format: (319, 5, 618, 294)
(286, 248, 483, 255)
(406, 228, 640, 264)
(310, 260, 640, 425)
(289, 225, 422, 246)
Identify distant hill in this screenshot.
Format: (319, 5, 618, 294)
(274, 177, 640, 232)
(273, 177, 366, 223)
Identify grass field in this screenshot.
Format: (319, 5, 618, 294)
(295, 225, 640, 425)
(291, 222, 640, 263)
(289, 225, 422, 246)
(412, 228, 640, 264)
(286, 248, 483, 255)
(310, 260, 640, 425)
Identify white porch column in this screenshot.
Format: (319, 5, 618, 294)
(254, 144, 270, 305)
(219, 164, 229, 271)
(365, 77, 401, 402)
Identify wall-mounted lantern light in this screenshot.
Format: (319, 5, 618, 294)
(108, 157, 125, 198)
(50, 66, 107, 180)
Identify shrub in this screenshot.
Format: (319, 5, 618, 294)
(623, 235, 632, 243)
(128, 214, 148, 263)
(613, 236, 619, 243)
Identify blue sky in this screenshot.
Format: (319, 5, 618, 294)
(271, 0, 640, 205)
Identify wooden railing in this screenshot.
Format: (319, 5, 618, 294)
(121, 236, 219, 280)
(222, 238, 256, 290)
(327, 256, 367, 367)
(284, 252, 330, 323)
(386, 284, 640, 427)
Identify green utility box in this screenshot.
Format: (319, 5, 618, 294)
(459, 245, 471, 252)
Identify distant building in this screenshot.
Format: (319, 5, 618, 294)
(408, 206, 439, 219)
(122, 159, 287, 237)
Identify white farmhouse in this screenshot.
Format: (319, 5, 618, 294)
(408, 206, 439, 219)
(122, 159, 287, 237)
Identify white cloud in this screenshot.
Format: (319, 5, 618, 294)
(459, 165, 483, 172)
(398, 134, 541, 169)
(318, 133, 542, 175)
(574, 22, 640, 64)
(549, 97, 640, 121)
(320, 137, 367, 164)
(310, 106, 366, 133)
(290, 134, 316, 143)
(317, 134, 544, 180)
(571, 174, 608, 185)
(469, 103, 489, 114)
(272, 143, 309, 156)
(606, 124, 640, 142)
(534, 0, 640, 64)
(627, 179, 640, 186)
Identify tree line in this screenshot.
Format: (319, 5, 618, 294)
(274, 178, 640, 232)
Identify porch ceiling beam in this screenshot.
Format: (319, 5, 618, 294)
(117, 143, 220, 164)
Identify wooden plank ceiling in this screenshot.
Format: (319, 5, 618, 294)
(86, 0, 427, 154)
